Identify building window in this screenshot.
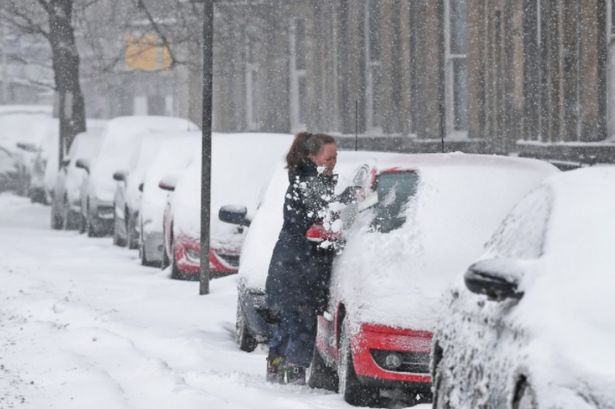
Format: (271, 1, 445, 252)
(445, 0, 468, 133)
(365, 0, 383, 133)
(290, 18, 307, 132)
(245, 42, 260, 130)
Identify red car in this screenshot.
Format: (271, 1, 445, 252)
(306, 153, 558, 406)
(159, 168, 245, 280)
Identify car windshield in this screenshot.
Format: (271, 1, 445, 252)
(370, 171, 419, 233)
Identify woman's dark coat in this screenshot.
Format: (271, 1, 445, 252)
(265, 160, 337, 314)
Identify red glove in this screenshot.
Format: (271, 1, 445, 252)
(305, 223, 341, 243)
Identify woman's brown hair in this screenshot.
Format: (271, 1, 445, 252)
(286, 132, 336, 170)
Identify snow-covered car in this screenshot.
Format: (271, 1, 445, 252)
(0, 111, 57, 199)
(112, 132, 186, 248)
(304, 153, 559, 406)
(78, 116, 198, 237)
(51, 127, 105, 230)
(0, 146, 18, 192)
(233, 151, 380, 353)
(161, 133, 293, 280)
(138, 132, 200, 266)
(431, 166, 615, 409)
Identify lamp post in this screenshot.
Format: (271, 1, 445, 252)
(199, 0, 214, 295)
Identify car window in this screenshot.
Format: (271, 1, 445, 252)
(369, 171, 419, 233)
(484, 186, 552, 259)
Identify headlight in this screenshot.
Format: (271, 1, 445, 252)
(185, 248, 200, 262)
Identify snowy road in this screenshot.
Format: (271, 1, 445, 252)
(0, 193, 428, 409)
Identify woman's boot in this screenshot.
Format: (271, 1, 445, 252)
(285, 364, 306, 385)
(266, 355, 286, 384)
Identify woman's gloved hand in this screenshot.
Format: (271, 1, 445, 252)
(305, 223, 342, 243)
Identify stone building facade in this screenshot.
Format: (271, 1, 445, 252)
(208, 0, 615, 166)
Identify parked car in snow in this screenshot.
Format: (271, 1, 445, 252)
(307, 153, 558, 406)
(112, 132, 183, 248)
(78, 116, 198, 237)
(431, 166, 615, 409)
(51, 126, 105, 230)
(161, 133, 292, 280)
(0, 111, 57, 199)
(138, 132, 200, 266)
(0, 146, 18, 192)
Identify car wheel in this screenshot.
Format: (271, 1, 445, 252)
(307, 341, 338, 391)
(433, 357, 452, 409)
(127, 209, 138, 249)
(51, 207, 63, 230)
(513, 379, 538, 409)
(338, 320, 379, 406)
(235, 299, 257, 352)
(112, 209, 126, 246)
(87, 215, 98, 237)
(62, 198, 79, 230)
(78, 214, 86, 233)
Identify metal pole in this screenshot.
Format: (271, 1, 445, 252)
(200, 0, 214, 295)
(1, 22, 8, 104)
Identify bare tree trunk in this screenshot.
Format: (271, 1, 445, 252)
(46, 0, 86, 156)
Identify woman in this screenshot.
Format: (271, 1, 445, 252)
(265, 131, 343, 384)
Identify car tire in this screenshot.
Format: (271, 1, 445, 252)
(235, 299, 257, 352)
(307, 342, 338, 391)
(127, 209, 138, 249)
(78, 214, 86, 233)
(433, 358, 452, 409)
(513, 379, 538, 409)
(51, 208, 63, 230)
(62, 198, 79, 230)
(338, 320, 379, 406)
(112, 209, 126, 247)
(87, 215, 98, 237)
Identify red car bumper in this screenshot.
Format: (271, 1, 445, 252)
(174, 235, 240, 277)
(351, 323, 432, 386)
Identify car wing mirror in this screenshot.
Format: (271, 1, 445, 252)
(75, 158, 90, 174)
(113, 170, 127, 182)
(158, 174, 179, 191)
(138, 182, 144, 192)
(16, 142, 39, 153)
(464, 258, 525, 302)
(218, 205, 250, 227)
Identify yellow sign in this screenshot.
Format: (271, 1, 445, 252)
(124, 33, 172, 71)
